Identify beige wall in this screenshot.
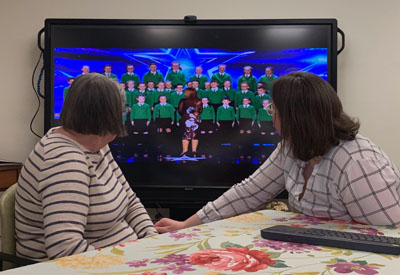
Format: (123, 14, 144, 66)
(0, 0, 399, 166)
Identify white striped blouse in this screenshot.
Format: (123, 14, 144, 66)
(15, 128, 157, 261)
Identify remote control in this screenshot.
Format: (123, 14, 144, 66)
(261, 225, 400, 255)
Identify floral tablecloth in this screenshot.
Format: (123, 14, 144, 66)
(4, 210, 400, 275)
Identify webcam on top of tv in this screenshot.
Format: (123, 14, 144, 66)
(184, 15, 197, 23)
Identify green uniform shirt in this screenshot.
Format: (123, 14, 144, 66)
(153, 103, 175, 121)
(169, 91, 186, 108)
(253, 93, 271, 111)
(234, 91, 255, 107)
(166, 71, 186, 87)
(257, 107, 272, 123)
(258, 74, 278, 91)
(63, 87, 70, 100)
(238, 75, 257, 93)
(102, 73, 118, 81)
(198, 89, 209, 100)
(189, 75, 208, 90)
(143, 71, 164, 85)
(146, 89, 155, 106)
(207, 88, 224, 104)
(121, 73, 140, 87)
(211, 73, 232, 89)
(130, 103, 151, 121)
(217, 105, 235, 122)
(125, 89, 136, 107)
(237, 105, 256, 120)
(151, 90, 171, 107)
(200, 105, 215, 122)
(223, 87, 236, 103)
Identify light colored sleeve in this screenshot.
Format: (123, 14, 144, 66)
(197, 144, 286, 223)
(114, 167, 158, 238)
(340, 158, 400, 226)
(40, 151, 95, 259)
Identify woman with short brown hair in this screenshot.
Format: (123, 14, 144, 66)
(16, 73, 157, 261)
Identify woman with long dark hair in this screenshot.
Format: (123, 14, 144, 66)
(156, 71, 400, 232)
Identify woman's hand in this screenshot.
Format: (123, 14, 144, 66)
(155, 214, 202, 234)
(155, 218, 185, 233)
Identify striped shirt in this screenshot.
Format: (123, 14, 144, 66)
(198, 134, 400, 226)
(15, 128, 157, 261)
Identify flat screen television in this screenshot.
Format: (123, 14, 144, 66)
(44, 18, 340, 211)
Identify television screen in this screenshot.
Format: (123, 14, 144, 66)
(44, 19, 338, 207)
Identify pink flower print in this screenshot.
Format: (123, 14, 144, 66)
(328, 261, 380, 274)
(253, 239, 321, 253)
(169, 232, 200, 241)
(126, 258, 148, 268)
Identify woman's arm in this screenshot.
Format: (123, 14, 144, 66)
(113, 163, 158, 238)
(340, 158, 400, 226)
(156, 213, 202, 233)
(156, 144, 286, 232)
(197, 144, 286, 223)
(40, 151, 95, 259)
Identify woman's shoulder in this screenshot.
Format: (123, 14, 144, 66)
(39, 128, 86, 159)
(328, 134, 389, 165)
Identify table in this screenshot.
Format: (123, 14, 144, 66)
(3, 210, 400, 274)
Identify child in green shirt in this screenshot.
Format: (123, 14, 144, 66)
(133, 83, 149, 105)
(63, 77, 75, 100)
(189, 66, 208, 90)
(208, 80, 224, 111)
(102, 65, 118, 81)
(200, 97, 216, 134)
(125, 80, 136, 107)
(257, 99, 274, 135)
(222, 80, 236, 106)
(235, 82, 255, 108)
(237, 97, 256, 134)
(216, 97, 236, 136)
(191, 80, 201, 94)
(253, 84, 270, 111)
(151, 82, 171, 107)
(121, 64, 140, 87)
(130, 94, 151, 135)
(165, 81, 174, 93)
(146, 81, 156, 108)
(258, 66, 278, 92)
(237, 66, 257, 93)
(169, 84, 186, 125)
(211, 64, 232, 89)
(143, 63, 164, 85)
(166, 61, 186, 87)
(153, 95, 175, 133)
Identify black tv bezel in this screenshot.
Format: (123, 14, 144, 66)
(43, 18, 338, 207)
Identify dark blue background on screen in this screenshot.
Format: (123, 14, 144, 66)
(53, 47, 327, 117)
